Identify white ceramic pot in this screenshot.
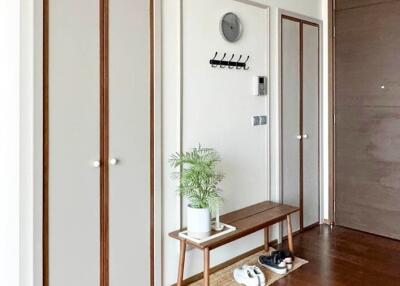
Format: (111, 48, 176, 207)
(187, 206, 211, 239)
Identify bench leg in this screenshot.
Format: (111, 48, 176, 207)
(177, 240, 186, 286)
(204, 247, 210, 286)
(264, 227, 269, 252)
(287, 214, 294, 253)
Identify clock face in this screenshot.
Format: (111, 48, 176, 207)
(220, 13, 242, 43)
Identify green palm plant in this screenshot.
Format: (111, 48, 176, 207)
(169, 145, 223, 213)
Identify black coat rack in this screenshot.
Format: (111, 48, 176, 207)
(209, 52, 250, 70)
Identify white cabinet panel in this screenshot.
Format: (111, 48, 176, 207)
(281, 18, 301, 234)
(108, 0, 151, 285)
(49, 0, 100, 285)
(302, 24, 320, 228)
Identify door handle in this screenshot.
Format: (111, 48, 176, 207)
(92, 160, 101, 168)
(109, 158, 119, 165)
(303, 134, 309, 139)
(296, 135, 302, 140)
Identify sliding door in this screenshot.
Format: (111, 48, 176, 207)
(108, 0, 151, 285)
(48, 0, 100, 285)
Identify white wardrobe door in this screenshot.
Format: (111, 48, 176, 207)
(108, 0, 151, 285)
(49, 0, 100, 285)
(302, 24, 320, 227)
(281, 18, 301, 233)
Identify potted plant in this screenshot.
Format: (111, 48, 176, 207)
(170, 145, 224, 239)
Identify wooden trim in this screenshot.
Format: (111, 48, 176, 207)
(100, 0, 109, 285)
(338, 225, 400, 242)
(279, 14, 283, 207)
(178, 0, 184, 229)
(328, 0, 336, 224)
(281, 14, 319, 27)
(43, 0, 49, 285)
(302, 221, 320, 231)
(149, 0, 155, 284)
(318, 23, 322, 222)
(299, 21, 304, 230)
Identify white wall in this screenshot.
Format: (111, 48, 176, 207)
(321, 0, 330, 221)
(0, 0, 20, 285)
(20, 0, 35, 285)
(171, 0, 270, 282)
(19, 0, 43, 285)
(162, 0, 324, 285)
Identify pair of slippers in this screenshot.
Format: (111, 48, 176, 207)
(233, 264, 265, 286)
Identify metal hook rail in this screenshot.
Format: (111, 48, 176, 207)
(209, 51, 250, 70)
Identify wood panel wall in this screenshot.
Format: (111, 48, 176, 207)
(335, 0, 400, 239)
(336, 0, 400, 11)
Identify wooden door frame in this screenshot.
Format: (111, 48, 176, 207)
(278, 10, 323, 238)
(42, 0, 161, 285)
(327, 0, 335, 225)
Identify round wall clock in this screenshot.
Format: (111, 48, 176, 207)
(220, 12, 242, 43)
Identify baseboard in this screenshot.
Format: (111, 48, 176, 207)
(323, 219, 335, 226)
(303, 222, 320, 231)
(337, 225, 400, 242)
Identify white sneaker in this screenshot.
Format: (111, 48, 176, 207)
(250, 265, 266, 286)
(233, 265, 259, 286)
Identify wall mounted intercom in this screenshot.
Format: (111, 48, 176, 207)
(253, 76, 268, 96)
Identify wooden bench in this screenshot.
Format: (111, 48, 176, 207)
(169, 201, 300, 286)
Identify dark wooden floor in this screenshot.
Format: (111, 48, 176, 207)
(274, 225, 400, 286)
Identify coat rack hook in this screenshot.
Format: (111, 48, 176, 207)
(211, 52, 218, 67)
(220, 53, 227, 68)
(228, 54, 235, 69)
(236, 55, 243, 69)
(243, 55, 250, 70)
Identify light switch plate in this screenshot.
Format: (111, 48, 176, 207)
(260, 115, 267, 125)
(252, 115, 267, 126)
(252, 116, 261, 126)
